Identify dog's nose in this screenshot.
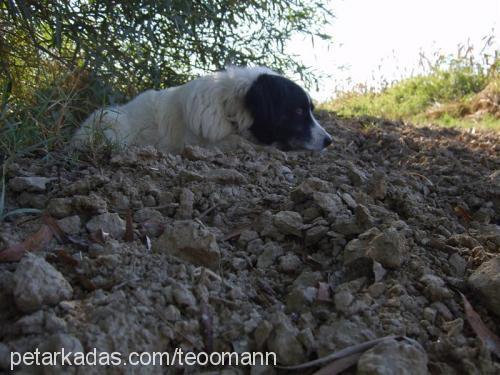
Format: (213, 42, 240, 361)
(323, 135, 333, 148)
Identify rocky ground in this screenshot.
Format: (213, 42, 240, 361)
(0, 112, 499, 374)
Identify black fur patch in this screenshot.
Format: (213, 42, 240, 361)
(244, 74, 315, 149)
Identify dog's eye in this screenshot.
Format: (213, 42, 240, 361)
(295, 108, 304, 116)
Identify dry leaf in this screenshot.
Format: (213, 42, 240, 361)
(42, 214, 68, 243)
(461, 293, 500, 357)
(0, 225, 53, 262)
(312, 352, 362, 375)
(454, 206, 472, 223)
(124, 209, 134, 242)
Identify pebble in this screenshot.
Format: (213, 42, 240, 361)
(13, 255, 73, 312)
(468, 257, 500, 317)
(85, 213, 126, 239)
(273, 211, 303, 237)
(9, 176, 55, 192)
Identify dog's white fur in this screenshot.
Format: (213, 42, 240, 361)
(72, 66, 276, 153)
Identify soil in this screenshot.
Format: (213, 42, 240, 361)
(1, 112, 499, 374)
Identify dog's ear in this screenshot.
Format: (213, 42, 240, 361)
(244, 75, 283, 143)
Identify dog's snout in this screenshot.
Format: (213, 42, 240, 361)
(323, 135, 333, 148)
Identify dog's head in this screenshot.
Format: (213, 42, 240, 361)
(244, 74, 332, 151)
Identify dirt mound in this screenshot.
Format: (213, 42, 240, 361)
(1, 113, 499, 373)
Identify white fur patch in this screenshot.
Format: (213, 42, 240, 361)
(72, 66, 276, 153)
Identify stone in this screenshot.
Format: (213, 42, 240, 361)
(334, 290, 354, 313)
(448, 253, 467, 277)
(273, 211, 303, 237)
(305, 225, 329, 245)
(267, 323, 305, 365)
(86, 213, 126, 239)
(176, 188, 195, 219)
(366, 228, 407, 269)
(357, 338, 428, 375)
(286, 287, 317, 312)
(312, 192, 343, 216)
(290, 177, 330, 203)
(347, 163, 366, 187)
(278, 253, 302, 273)
(13, 255, 73, 312)
(57, 215, 81, 235)
(172, 284, 197, 309)
(134, 208, 164, 223)
(257, 242, 284, 268)
(420, 274, 452, 301)
(47, 197, 73, 218)
(206, 168, 247, 184)
(9, 176, 55, 192)
(368, 170, 387, 200)
(254, 320, 273, 350)
(153, 220, 220, 269)
(183, 145, 219, 161)
(468, 257, 500, 317)
(72, 194, 107, 215)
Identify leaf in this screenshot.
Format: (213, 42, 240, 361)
(55, 249, 80, 267)
(277, 335, 400, 371)
(461, 293, 500, 357)
(124, 209, 134, 242)
(42, 214, 68, 243)
(312, 352, 362, 375)
(454, 206, 472, 223)
(0, 225, 53, 262)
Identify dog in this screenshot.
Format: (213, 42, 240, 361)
(72, 66, 332, 153)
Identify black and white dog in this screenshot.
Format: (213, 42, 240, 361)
(72, 66, 332, 153)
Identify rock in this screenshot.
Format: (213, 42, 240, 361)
(290, 177, 330, 203)
(17, 192, 47, 209)
(305, 225, 329, 245)
(286, 287, 317, 312)
(86, 213, 126, 239)
(278, 253, 302, 273)
(366, 228, 407, 269)
(312, 192, 343, 216)
(134, 208, 164, 223)
(57, 215, 81, 235)
(206, 168, 246, 184)
(15, 310, 46, 334)
(273, 211, 303, 237)
(183, 145, 219, 160)
(368, 170, 387, 200)
(172, 284, 197, 309)
(257, 242, 284, 268)
(164, 305, 181, 321)
(176, 188, 195, 219)
(334, 290, 354, 313)
(254, 320, 273, 350)
(9, 176, 55, 192)
(267, 323, 305, 365)
(448, 253, 466, 277)
(420, 274, 452, 301)
(47, 197, 73, 218)
(347, 163, 367, 187)
(468, 257, 500, 317)
(357, 338, 428, 375)
(72, 194, 107, 215)
(13, 254, 73, 312)
(153, 220, 220, 269)
(293, 270, 322, 288)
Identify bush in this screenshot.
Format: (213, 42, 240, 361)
(0, 0, 332, 158)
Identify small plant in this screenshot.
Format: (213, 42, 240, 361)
(322, 37, 499, 131)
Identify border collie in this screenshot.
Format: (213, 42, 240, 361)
(72, 66, 332, 153)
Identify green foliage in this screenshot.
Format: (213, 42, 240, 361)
(0, 0, 332, 158)
(323, 48, 499, 130)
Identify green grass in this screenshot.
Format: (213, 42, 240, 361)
(322, 57, 499, 131)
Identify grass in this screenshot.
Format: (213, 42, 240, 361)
(322, 53, 499, 131)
